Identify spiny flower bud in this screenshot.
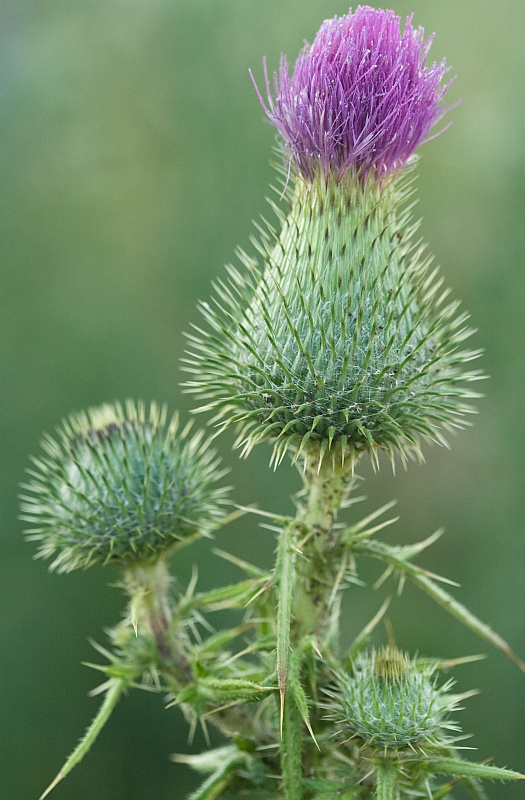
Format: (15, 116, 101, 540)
(185, 7, 481, 467)
(187, 172, 481, 466)
(326, 647, 461, 751)
(252, 5, 453, 181)
(21, 401, 228, 572)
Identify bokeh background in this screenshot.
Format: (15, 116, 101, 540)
(1, 1, 524, 798)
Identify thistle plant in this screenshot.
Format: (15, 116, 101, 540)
(22, 7, 524, 800)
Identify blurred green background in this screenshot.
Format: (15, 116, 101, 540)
(1, 1, 524, 798)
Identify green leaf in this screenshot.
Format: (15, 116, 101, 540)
(430, 757, 524, 782)
(173, 678, 268, 710)
(184, 577, 270, 612)
(212, 546, 276, 578)
(274, 521, 298, 733)
(180, 747, 246, 800)
(186, 771, 232, 800)
(193, 623, 254, 656)
(288, 645, 319, 749)
(39, 678, 126, 799)
(357, 539, 525, 671)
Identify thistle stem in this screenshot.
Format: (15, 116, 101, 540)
(125, 560, 173, 660)
(375, 761, 400, 800)
(274, 449, 356, 798)
(281, 689, 303, 800)
(293, 448, 357, 644)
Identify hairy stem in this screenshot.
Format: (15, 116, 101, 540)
(124, 559, 193, 685)
(375, 761, 400, 800)
(125, 560, 173, 657)
(294, 448, 357, 644)
(281, 688, 304, 800)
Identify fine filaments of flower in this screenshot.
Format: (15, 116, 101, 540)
(185, 5, 483, 469)
(21, 400, 228, 572)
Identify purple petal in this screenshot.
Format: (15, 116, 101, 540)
(252, 6, 453, 181)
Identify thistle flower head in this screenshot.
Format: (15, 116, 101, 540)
(253, 5, 452, 181)
(21, 401, 228, 572)
(186, 173, 481, 467)
(186, 7, 480, 468)
(326, 647, 462, 751)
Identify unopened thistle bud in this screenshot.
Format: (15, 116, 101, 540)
(186, 6, 482, 466)
(326, 647, 461, 751)
(21, 401, 227, 572)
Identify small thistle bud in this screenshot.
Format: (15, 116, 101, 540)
(21, 401, 227, 572)
(326, 647, 460, 751)
(185, 7, 481, 467)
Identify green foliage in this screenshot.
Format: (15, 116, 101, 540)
(28, 458, 525, 800)
(39, 678, 127, 800)
(21, 401, 228, 571)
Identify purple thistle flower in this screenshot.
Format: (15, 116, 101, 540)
(251, 6, 454, 181)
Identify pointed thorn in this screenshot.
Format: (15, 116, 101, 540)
(305, 717, 321, 751)
(279, 686, 285, 739)
(311, 640, 323, 660)
(39, 771, 64, 800)
(244, 580, 271, 607)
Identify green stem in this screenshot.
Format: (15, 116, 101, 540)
(281, 688, 303, 800)
(125, 560, 172, 656)
(275, 521, 298, 724)
(294, 448, 356, 643)
(273, 448, 357, 799)
(375, 762, 400, 800)
(124, 559, 192, 684)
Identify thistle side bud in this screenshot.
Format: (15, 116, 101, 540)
(185, 7, 481, 466)
(21, 401, 227, 572)
(326, 647, 460, 751)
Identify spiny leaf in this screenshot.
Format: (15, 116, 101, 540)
(429, 757, 524, 782)
(274, 522, 298, 734)
(171, 678, 269, 710)
(346, 594, 392, 663)
(39, 678, 126, 799)
(358, 539, 525, 672)
(211, 547, 269, 578)
(183, 577, 270, 612)
(288, 646, 319, 750)
(175, 746, 247, 800)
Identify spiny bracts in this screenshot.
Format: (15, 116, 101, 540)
(21, 401, 228, 571)
(325, 647, 463, 751)
(185, 169, 481, 467)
